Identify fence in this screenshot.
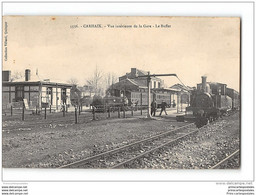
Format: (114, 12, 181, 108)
(2, 104, 149, 124)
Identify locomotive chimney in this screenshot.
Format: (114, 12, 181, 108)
(201, 76, 207, 92)
(25, 69, 31, 81)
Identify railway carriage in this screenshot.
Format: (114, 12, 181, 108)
(91, 90, 173, 112)
(91, 95, 125, 112)
(124, 91, 172, 107)
(226, 87, 240, 110)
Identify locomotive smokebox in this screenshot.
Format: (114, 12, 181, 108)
(201, 76, 207, 92)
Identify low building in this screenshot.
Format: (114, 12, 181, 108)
(2, 69, 72, 111)
(111, 68, 166, 97)
(107, 68, 179, 107)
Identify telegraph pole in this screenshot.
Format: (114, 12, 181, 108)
(147, 72, 151, 118)
(136, 73, 177, 118)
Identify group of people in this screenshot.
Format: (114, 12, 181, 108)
(151, 99, 168, 116)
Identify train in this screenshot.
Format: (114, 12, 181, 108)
(90, 89, 176, 112)
(91, 95, 125, 112)
(177, 76, 240, 127)
(129, 91, 173, 108)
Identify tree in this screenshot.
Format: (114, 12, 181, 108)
(106, 72, 112, 89)
(86, 66, 103, 96)
(67, 78, 79, 86)
(85, 67, 119, 97)
(111, 73, 118, 85)
(104, 72, 118, 90)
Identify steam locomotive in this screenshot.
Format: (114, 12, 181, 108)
(177, 76, 240, 127)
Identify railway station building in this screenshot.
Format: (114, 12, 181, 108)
(118, 68, 164, 89)
(2, 69, 73, 111)
(107, 68, 181, 107)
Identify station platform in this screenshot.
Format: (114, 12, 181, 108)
(133, 107, 186, 121)
(153, 108, 185, 117)
(62, 105, 187, 121)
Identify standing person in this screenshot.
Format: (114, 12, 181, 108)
(123, 96, 129, 110)
(173, 100, 176, 108)
(159, 100, 168, 116)
(151, 99, 157, 116)
(123, 96, 128, 106)
(135, 100, 139, 111)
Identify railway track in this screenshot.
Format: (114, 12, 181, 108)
(59, 123, 196, 169)
(210, 149, 240, 169)
(58, 113, 239, 169)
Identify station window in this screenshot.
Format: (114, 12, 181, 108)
(15, 86, 24, 101)
(158, 82, 160, 88)
(61, 88, 67, 104)
(47, 87, 52, 95)
(46, 87, 53, 104)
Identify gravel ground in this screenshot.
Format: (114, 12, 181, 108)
(218, 153, 240, 169)
(2, 115, 189, 168)
(129, 112, 240, 169)
(2, 111, 240, 169)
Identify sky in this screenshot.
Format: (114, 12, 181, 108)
(3, 16, 240, 91)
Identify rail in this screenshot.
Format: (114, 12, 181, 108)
(111, 129, 198, 168)
(59, 123, 194, 168)
(210, 149, 240, 169)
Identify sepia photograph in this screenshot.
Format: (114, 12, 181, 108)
(2, 16, 241, 170)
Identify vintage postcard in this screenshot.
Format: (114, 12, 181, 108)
(2, 16, 240, 169)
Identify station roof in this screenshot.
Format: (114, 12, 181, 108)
(158, 88, 181, 92)
(110, 78, 180, 93)
(3, 71, 73, 87)
(111, 78, 147, 91)
(170, 83, 194, 92)
(119, 68, 162, 82)
(3, 80, 73, 88)
(120, 69, 148, 79)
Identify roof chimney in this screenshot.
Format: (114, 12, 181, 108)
(201, 76, 207, 92)
(2, 70, 11, 82)
(25, 69, 31, 81)
(131, 68, 137, 78)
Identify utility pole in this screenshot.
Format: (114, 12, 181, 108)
(147, 72, 151, 118)
(136, 73, 177, 118)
